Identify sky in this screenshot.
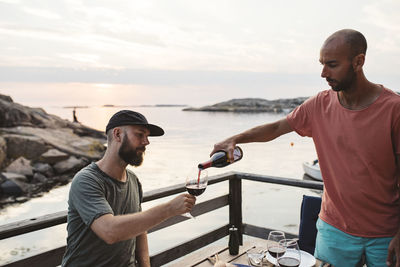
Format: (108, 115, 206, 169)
(0, 0, 399, 107)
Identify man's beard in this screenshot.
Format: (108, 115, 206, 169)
(328, 65, 356, 92)
(118, 135, 145, 166)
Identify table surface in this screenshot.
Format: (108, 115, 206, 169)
(169, 236, 322, 267)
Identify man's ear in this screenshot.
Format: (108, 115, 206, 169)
(352, 53, 365, 72)
(113, 127, 122, 142)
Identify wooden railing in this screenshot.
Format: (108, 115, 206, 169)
(0, 171, 323, 267)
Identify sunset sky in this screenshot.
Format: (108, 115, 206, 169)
(0, 0, 399, 106)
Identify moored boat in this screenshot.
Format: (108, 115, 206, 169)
(302, 160, 322, 181)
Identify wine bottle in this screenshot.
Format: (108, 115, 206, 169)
(198, 146, 243, 170)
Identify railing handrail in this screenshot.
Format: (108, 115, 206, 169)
(0, 171, 323, 240)
(236, 172, 324, 190)
(0, 171, 323, 266)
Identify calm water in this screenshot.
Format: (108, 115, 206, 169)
(0, 106, 320, 264)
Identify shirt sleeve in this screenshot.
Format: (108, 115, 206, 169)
(286, 95, 315, 137)
(136, 175, 143, 212)
(69, 173, 113, 226)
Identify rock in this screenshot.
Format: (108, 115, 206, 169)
(32, 172, 48, 184)
(2, 127, 105, 160)
(0, 172, 6, 183)
(183, 97, 309, 113)
(5, 157, 33, 177)
(32, 163, 54, 177)
(71, 125, 108, 139)
(0, 96, 69, 129)
(39, 149, 69, 164)
(0, 94, 105, 139)
(3, 133, 49, 161)
(0, 136, 6, 168)
(0, 172, 28, 196)
(0, 98, 37, 128)
(0, 174, 32, 195)
(0, 94, 13, 102)
(0, 93, 106, 207)
(2, 172, 27, 180)
(10, 178, 31, 194)
(57, 174, 72, 185)
(53, 156, 88, 174)
(0, 180, 24, 196)
(15, 196, 30, 203)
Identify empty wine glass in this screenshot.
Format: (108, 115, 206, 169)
(267, 230, 286, 259)
(183, 168, 208, 218)
(277, 239, 301, 267)
(247, 246, 265, 266)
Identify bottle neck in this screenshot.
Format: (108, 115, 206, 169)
(198, 160, 212, 170)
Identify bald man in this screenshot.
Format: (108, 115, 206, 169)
(211, 29, 400, 267)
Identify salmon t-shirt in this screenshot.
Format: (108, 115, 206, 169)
(287, 87, 400, 237)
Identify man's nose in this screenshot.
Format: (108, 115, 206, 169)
(321, 65, 328, 78)
(143, 137, 150, 146)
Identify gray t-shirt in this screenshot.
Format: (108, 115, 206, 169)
(62, 162, 142, 267)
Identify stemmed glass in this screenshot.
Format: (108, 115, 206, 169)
(267, 231, 286, 259)
(183, 168, 208, 218)
(277, 239, 301, 267)
(247, 246, 265, 266)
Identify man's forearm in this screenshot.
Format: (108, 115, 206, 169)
(91, 193, 194, 244)
(92, 202, 173, 244)
(136, 232, 150, 267)
(233, 118, 293, 144)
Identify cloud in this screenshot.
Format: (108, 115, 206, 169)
(0, 0, 324, 72)
(0, 0, 399, 79)
(362, 1, 400, 52)
(22, 7, 62, 20)
(58, 53, 100, 65)
(362, 1, 400, 31)
(0, 67, 328, 105)
(0, 0, 20, 3)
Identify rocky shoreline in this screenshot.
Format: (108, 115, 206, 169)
(0, 94, 106, 208)
(183, 97, 309, 113)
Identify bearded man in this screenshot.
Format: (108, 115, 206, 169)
(62, 110, 196, 267)
(211, 29, 400, 266)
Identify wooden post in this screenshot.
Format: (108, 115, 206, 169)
(229, 176, 243, 245)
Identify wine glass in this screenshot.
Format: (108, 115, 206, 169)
(277, 239, 301, 267)
(267, 230, 286, 259)
(183, 168, 208, 218)
(246, 246, 265, 266)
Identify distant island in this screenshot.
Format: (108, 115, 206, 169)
(139, 104, 187, 108)
(62, 105, 89, 109)
(183, 97, 309, 113)
(103, 104, 188, 108)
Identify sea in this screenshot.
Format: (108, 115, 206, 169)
(0, 105, 320, 265)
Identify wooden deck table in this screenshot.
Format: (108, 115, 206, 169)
(169, 236, 322, 267)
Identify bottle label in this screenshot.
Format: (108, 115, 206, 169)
(233, 147, 243, 161)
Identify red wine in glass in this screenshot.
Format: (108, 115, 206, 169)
(277, 257, 300, 267)
(186, 184, 206, 196)
(277, 239, 301, 267)
(183, 168, 208, 218)
(267, 230, 286, 259)
(268, 246, 286, 258)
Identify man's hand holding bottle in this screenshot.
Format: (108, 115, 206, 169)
(211, 138, 238, 163)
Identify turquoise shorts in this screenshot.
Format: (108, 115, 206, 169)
(315, 219, 393, 267)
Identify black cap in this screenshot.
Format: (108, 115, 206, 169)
(105, 110, 164, 136)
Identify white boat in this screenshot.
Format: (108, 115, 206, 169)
(302, 160, 323, 181)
